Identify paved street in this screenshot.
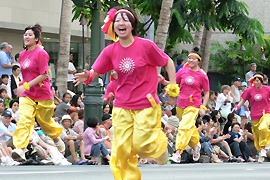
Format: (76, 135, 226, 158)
(1, 163, 270, 180)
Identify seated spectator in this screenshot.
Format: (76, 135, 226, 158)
(225, 122, 255, 162)
(83, 116, 110, 163)
(60, 115, 88, 165)
(100, 113, 112, 150)
(73, 109, 84, 134)
(207, 90, 216, 113)
(103, 103, 112, 114)
(0, 141, 19, 166)
(166, 116, 179, 154)
(7, 99, 19, 124)
(244, 122, 257, 158)
(196, 118, 222, 163)
(76, 91, 85, 108)
(223, 112, 240, 135)
(51, 86, 61, 106)
(158, 84, 169, 107)
(10, 65, 21, 99)
(68, 95, 83, 124)
(0, 101, 5, 116)
(0, 89, 10, 108)
(0, 110, 16, 148)
(54, 93, 80, 121)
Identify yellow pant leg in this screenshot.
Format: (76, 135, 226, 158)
(252, 114, 270, 152)
(13, 97, 36, 149)
(35, 99, 63, 139)
(175, 106, 200, 154)
(110, 107, 141, 180)
(133, 103, 167, 159)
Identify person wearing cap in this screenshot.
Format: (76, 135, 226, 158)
(231, 77, 242, 112)
(100, 113, 112, 150)
(239, 82, 249, 129)
(232, 72, 270, 163)
(73, 6, 177, 179)
(60, 114, 88, 165)
(0, 110, 16, 146)
(245, 63, 256, 87)
(163, 47, 210, 163)
(165, 116, 179, 154)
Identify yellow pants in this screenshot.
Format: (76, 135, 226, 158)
(13, 96, 63, 149)
(175, 106, 200, 154)
(251, 113, 270, 152)
(110, 98, 167, 180)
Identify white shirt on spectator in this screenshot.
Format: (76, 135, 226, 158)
(67, 62, 76, 82)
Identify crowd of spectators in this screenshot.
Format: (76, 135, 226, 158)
(0, 39, 269, 166)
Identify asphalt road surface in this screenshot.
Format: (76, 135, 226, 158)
(1, 162, 270, 180)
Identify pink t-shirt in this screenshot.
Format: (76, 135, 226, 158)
(241, 85, 270, 120)
(19, 46, 53, 100)
(103, 80, 117, 100)
(176, 67, 209, 108)
(92, 36, 169, 109)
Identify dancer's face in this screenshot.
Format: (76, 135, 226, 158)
(254, 78, 262, 89)
(114, 13, 134, 40)
(188, 55, 199, 69)
(24, 29, 38, 47)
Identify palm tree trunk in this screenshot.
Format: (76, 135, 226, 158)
(199, 27, 212, 73)
(56, 0, 73, 96)
(193, 26, 203, 49)
(155, 0, 174, 73)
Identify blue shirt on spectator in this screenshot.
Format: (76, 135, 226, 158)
(0, 50, 12, 76)
(175, 64, 183, 73)
(0, 121, 16, 142)
(225, 130, 240, 144)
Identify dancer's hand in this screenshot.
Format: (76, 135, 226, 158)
(73, 69, 89, 86)
(14, 85, 26, 96)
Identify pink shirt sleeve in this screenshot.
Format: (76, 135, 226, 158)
(92, 46, 114, 75)
(85, 129, 104, 145)
(38, 50, 49, 74)
(146, 40, 169, 67)
(176, 68, 183, 84)
(241, 88, 251, 101)
(201, 72, 210, 92)
(103, 81, 114, 99)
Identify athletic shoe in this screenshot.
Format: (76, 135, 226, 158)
(237, 156, 245, 163)
(258, 148, 267, 163)
(12, 148, 27, 162)
(248, 156, 256, 162)
(41, 159, 54, 165)
(137, 158, 148, 166)
(169, 153, 181, 163)
(228, 156, 238, 162)
(192, 143, 201, 161)
(156, 149, 168, 165)
(1, 156, 8, 166)
(55, 139, 65, 153)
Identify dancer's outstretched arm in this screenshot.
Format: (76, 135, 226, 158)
(73, 69, 100, 86)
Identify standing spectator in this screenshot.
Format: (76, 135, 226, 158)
(245, 63, 256, 87)
(100, 113, 112, 150)
(239, 82, 249, 129)
(175, 56, 184, 73)
(10, 65, 21, 99)
(231, 77, 242, 110)
(67, 53, 76, 92)
(85, 55, 90, 70)
(54, 93, 80, 121)
(0, 42, 13, 76)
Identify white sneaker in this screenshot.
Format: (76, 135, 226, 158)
(248, 156, 255, 162)
(12, 149, 27, 162)
(237, 157, 245, 162)
(258, 149, 267, 163)
(169, 153, 181, 163)
(156, 149, 168, 165)
(192, 143, 201, 161)
(59, 158, 72, 166)
(1, 156, 8, 166)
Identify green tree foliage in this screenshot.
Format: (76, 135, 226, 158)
(209, 37, 270, 82)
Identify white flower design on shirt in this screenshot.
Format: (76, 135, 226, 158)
(119, 57, 135, 74)
(254, 94, 262, 101)
(22, 59, 30, 69)
(185, 76, 194, 85)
